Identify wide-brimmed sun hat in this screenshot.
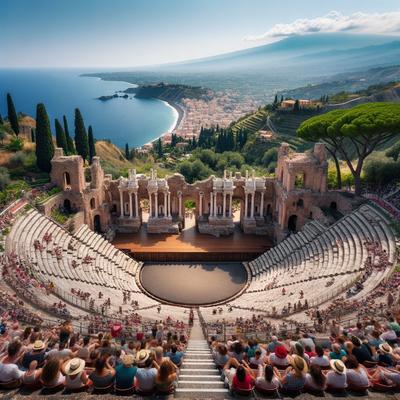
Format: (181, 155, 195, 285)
(275, 345, 287, 359)
(330, 359, 346, 375)
(122, 354, 134, 366)
(289, 355, 308, 373)
(136, 349, 150, 365)
(33, 340, 45, 351)
(64, 358, 85, 376)
(379, 343, 393, 354)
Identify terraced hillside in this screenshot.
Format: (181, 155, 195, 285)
(270, 110, 321, 137)
(231, 108, 269, 134)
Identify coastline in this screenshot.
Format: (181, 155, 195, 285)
(162, 99, 185, 132)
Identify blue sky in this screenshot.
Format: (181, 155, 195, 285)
(1, 0, 399, 68)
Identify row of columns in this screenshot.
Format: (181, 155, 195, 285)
(209, 192, 233, 218)
(244, 191, 265, 218)
(119, 190, 139, 218)
(149, 191, 171, 218)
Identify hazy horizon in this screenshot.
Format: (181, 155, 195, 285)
(1, 0, 400, 68)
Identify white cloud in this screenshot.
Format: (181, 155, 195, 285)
(244, 11, 400, 42)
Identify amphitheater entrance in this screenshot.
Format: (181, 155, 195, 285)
(288, 214, 298, 232)
(183, 199, 196, 230)
(93, 215, 101, 233)
(63, 199, 71, 214)
(139, 262, 247, 305)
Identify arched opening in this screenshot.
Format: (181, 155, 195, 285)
(295, 173, 305, 188)
(63, 172, 71, 189)
(184, 199, 196, 230)
(330, 201, 337, 211)
(63, 199, 71, 214)
(93, 215, 101, 233)
(90, 198, 96, 210)
(288, 214, 298, 232)
(266, 204, 271, 215)
(111, 203, 117, 214)
(296, 198, 304, 208)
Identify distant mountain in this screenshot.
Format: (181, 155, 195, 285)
(85, 33, 400, 100)
(159, 33, 400, 74)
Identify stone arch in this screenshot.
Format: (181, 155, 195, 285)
(63, 199, 71, 213)
(90, 198, 96, 210)
(288, 214, 298, 232)
(93, 214, 101, 233)
(63, 172, 71, 189)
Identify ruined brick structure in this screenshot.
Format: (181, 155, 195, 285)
(49, 143, 347, 240)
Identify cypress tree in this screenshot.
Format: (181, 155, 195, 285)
(88, 125, 96, 162)
(31, 128, 35, 143)
(74, 108, 89, 162)
(125, 143, 130, 159)
(0, 111, 3, 125)
(35, 103, 54, 173)
(55, 118, 68, 153)
(157, 137, 163, 158)
(7, 93, 19, 135)
(63, 115, 75, 154)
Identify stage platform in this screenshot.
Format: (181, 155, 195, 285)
(112, 225, 272, 261)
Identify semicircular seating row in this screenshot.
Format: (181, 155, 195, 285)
(200, 204, 397, 322)
(6, 209, 161, 317)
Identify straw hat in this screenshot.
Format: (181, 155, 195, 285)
(122, 354, 134, 366)
(136, 349, 150, 365)
(379, 343, 393, 354)
(289, 355, 308, 374)
(330, 359, 346, 375)
(64, 358, 85, 376)
(32, 340, 45, 351)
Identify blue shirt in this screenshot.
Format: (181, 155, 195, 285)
(167, 351, 184, 365)
(115, 364, 137, 389)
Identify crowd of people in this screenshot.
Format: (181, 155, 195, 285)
(0, 314, 190, 396)
(209, 314, 400, 396)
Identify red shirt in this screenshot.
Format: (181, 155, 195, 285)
(232, 374, 254, 390)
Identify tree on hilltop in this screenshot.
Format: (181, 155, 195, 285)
(88, 125, 96, 163)
(125, 143, 130, 160)
(298, 103, 400, 195)
(0, 111, 3, 125)
(35, 103, 55, 173)
(74, 108, 89, 162)
(7, 93, 19, 136)
(63, 115, 75, 154)
(55, 118, 68, 154)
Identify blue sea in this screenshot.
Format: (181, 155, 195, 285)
(0, 69, 177, 148)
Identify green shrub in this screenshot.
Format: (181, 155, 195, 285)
(6, 137, 23, 152)
(0, 167, 10, 190)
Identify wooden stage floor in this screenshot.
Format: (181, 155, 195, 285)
(112, 225, 272, 261)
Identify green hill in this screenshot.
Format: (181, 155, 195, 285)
(231, 108, 269, 134)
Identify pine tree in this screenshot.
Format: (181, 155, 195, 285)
(88, 125, 96, 162)
(157, 137, 163, 158)
(35, 103, 54, 173)
(125, 143, 130, 159)
(74, 108, 89, 162)
(63, 115, 75, 154)
(55, 118, 68, 153)
(7, 93, 19, 136)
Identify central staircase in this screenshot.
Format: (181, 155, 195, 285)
(176, 314, 228, 398)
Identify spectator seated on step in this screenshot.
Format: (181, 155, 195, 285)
(135, 350, 158, 394)
(255, 364, 281, 392)
(326, 359, 347, 391)
(279, 355, 307, 393)
(310, 345, 330, 368)
(213, 343, 229, 368)
(305, 364, 326, 393)
(155, 359, 177, 394)
(269, 345, 289, 368)
(166, 344, 184, 367)
(223, 357, 255, 391)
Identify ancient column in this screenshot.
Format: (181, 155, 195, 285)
(149, 193, 153, 217)
(223, 192, 226, 217)
(164, 191, 167, 217)
(178, 192, 182, 218)
(244, 192, 248, 218)
(167, 192, 171, 217)
(119, 190, 124, 218)
(213, 192, 217, 217)
(199, 192, 203, 217)
(260, 192, 264, 217)
(251, 192, 255, 218)
(134, 192, 139, 218)
(210, 193, 213, 217)
(229, 193, 233, 217)
(129, 192, 133, 218)
(155, 192, 158, 218)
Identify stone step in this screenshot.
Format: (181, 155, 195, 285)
(181, 368, 219, 373)
(179, 374, 221, 380)
(176, 388, 228, 393)
(184, 358, 213, 362)
(178, 381, 225, 388)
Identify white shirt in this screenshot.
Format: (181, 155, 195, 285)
(310, 355, 330, 367)
(326, 371, 347, 389)
(0, 363, 24, 383)
(135, 367, 157, 392)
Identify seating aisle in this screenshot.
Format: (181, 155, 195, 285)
(176, 313, 228, 398)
